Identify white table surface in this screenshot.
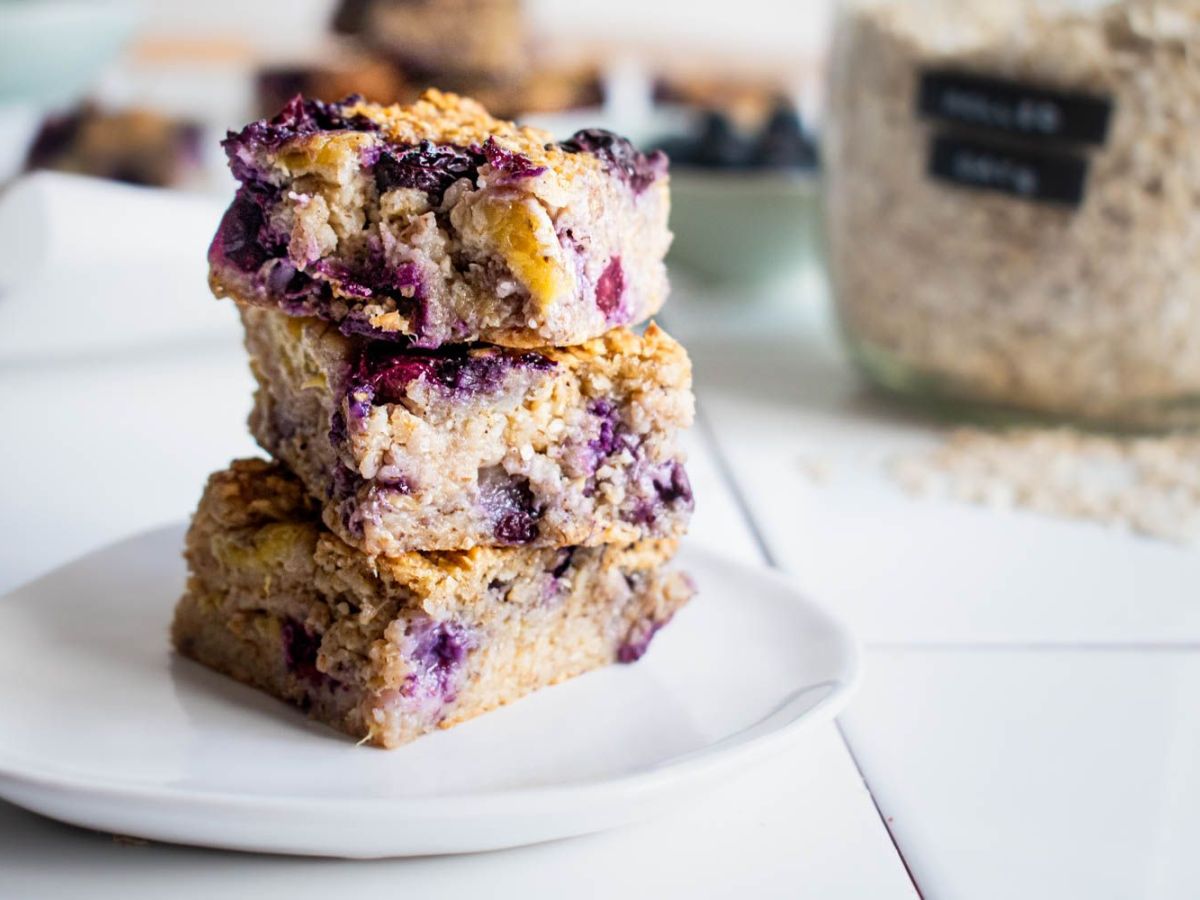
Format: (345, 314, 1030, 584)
(666, 283, 1200, 900)
(2, 178, 1197, 898)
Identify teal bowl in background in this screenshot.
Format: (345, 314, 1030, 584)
(666, 166, 822, 287)
(0, 0, 139, 107)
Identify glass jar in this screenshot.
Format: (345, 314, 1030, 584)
(823, 0, 1200, 429)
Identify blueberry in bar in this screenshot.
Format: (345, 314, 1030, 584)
(242, 305, 694, 555)
(209, 90, 671, 349)
(172, 459, 694, 748)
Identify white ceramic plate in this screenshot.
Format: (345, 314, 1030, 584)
(0, 525, 860, 858)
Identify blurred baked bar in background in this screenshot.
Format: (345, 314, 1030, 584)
(304, 0, 603, 120)
(24, 105, 203, 188)
(258, 51, 603, 122)
(258, 51, 412, 113)
(333, 0, 524, 80)
(434, 59, 603, 120)
(649, 68, 818, 172)
(653, 72, 789, 132)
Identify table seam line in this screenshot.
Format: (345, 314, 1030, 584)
(695, 399, 924, 899)
(865, 641, 1200, 652)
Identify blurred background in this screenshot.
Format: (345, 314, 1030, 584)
(0, 0, 828, 287)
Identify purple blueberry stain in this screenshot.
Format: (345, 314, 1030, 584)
(341, 499, 374, 539)
(375, 470, 414, 494)
(559, 128, 667, 195)
(208, 182, 324, 313)
(337, 312, 414, 343)
(655, 461, 693, 506)
(402, 618, 477, 705)
(310, 251, 424, 309)
(210, 189, 274, 272)
(222, 94, 379, 182)
(348, 385, 374, 423)
(618, 609, 674, 664)
(580, 398, 634, 492)
(540, 546, 578, 603)
(347, 343, 554, 407)
(617, 625, 660, 663)
(328, 383, 373, 445)
(587, 398, 623, 464)
(281, 619, 331, 685)
(629, 461, 693, 526)
(329, 463, 356, 502)
(265, 258, 316, 299)
(628, 501, 655, 526)
(309, 260, 374, 299)
(480, 137, 547, 182)
(477, 465, 542, 545)
(594, 256, 626, 323)
(373, 139, 484, 204)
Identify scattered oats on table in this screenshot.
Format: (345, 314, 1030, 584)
(797, 456, 833, 484)
(891, 427, 1200, 543)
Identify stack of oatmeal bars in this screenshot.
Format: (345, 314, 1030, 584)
(171, 91, 696, 748)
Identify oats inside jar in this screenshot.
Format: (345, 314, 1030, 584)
(824, 0, 1200, 429)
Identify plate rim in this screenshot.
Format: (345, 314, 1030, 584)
(0, 525, 862, 817)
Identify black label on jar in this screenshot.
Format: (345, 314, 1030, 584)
(929, 136, 1089, 207)
(919, 70, 1113, 146)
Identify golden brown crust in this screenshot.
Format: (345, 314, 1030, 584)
(196, 458, 317, 529)
(544, 321, 691, 392)
(196, 458, 680, 594)
(343, 89, 599, 182)
(356, 537, 681, 600)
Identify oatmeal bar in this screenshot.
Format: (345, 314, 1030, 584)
(209, 90, 671, 349)
(25, 105, 202, 188)
(438, 60, 606, 121)
(333, 0, 526, 79)
(243, 305, 694, 555)
(257, 55, 412, 116)
(171, 459, 694, 748)
(258, 59, 603, 125)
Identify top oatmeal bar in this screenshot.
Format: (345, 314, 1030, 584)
(209, 90, 671, 349)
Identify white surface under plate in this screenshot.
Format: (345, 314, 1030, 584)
(0, 525, 859, 859)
